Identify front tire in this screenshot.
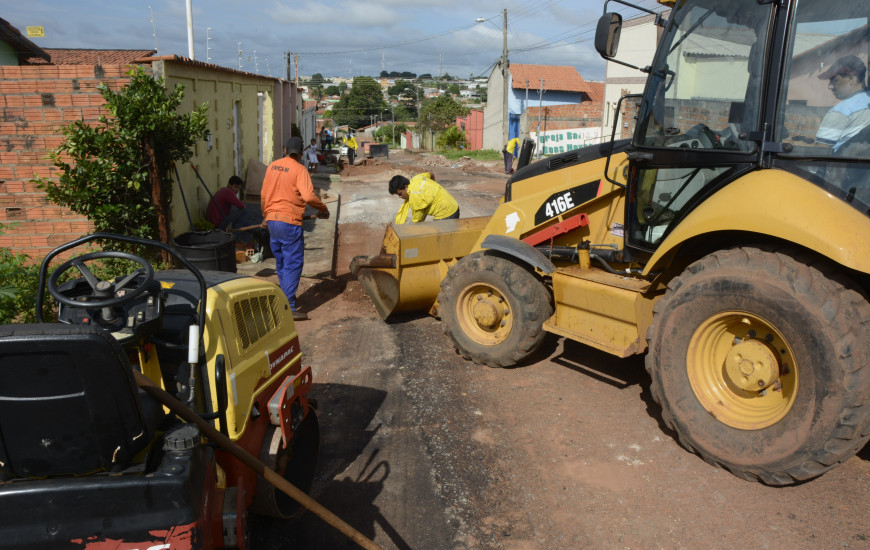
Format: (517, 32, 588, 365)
(646, 247, 870, 484)
(439, 251, 553, 368)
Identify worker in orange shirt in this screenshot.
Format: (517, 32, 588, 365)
(261, 136, 330, 320)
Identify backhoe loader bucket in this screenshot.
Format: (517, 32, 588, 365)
(351, 217, 489, 319)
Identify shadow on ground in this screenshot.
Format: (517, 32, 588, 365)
(248, 382, 411, 549)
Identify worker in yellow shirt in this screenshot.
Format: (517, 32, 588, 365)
(503, 136, 521, 174)
(389, 172, 459, 224)
(345, 132, 358, 165)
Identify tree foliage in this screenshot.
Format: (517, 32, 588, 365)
(0, 223, 43, 324)
(34, 67, 208, 243)
(436, 126, 469, 151)
(374, 123, 409, 145)
(392, 104, 416, 122)
(419, 95, 468, 134)
(380, 70, 417, 79)
(332, 76, 387, 129)
(388, 79, 415, 97)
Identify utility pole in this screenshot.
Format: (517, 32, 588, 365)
(538, 78, 544, 157)
(186, 0, 195, 59)
(502, 9, 509, 148)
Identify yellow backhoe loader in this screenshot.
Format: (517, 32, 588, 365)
(352, 0, 870, 485)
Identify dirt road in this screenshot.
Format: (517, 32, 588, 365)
(251, 150, 870, 549)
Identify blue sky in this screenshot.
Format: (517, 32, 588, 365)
(7, 0, 666, 81)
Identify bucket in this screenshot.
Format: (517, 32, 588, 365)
(172, 230, 237, 273)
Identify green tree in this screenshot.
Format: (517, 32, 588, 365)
(374, 123, 409, 145)
(309, 72, 326, 86)
(34, 67, 208, 246)
(392, 104, 416, 122)
(325, 85, 341, 96)
(420, 95, 468, 135)
(332, 76, 387, 129)
(446, 83, 461, 96)
(436, 126, 469, 151)
(310, 85, 325, 102)
(388, 79, 415, 97)
(0, 223, 43, 324)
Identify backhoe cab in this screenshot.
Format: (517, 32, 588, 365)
(353, 0, 870, 485)
(0, 233, 319, 548)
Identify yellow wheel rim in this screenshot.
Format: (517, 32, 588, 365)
(456, 283, 512, 345)
(687, 311, 798, 430)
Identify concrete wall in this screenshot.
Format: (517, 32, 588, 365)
(0, 42, 17, 66)
(482, 62, 507, 150)
(456, 109, 483, 150)
(154, 60, 280, 233)
(602, 13, 660, 139)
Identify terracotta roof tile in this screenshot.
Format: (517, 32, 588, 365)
(26, 48, 156, 65)
(583, 81, 605, 103)
(510, 64, 587, 93)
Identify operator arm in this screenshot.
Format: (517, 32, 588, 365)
(298, 171, 329, 216)
(395, 201, 411, 224)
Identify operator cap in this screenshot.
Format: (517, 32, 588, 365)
(285, 136, 304, 153)
(818, 55, 867, 81)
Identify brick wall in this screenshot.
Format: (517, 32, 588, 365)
(0, 64, 133, 260)
(526, 102, 604, 133)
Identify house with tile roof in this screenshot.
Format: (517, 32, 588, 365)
(0, 19, 309, 258)
(482, 63, 603, 150)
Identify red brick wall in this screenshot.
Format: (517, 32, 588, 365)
(526, 102, 603, 133)
(0, 64, 133, 260)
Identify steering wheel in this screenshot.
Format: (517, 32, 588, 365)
(48, 251, 155, 309)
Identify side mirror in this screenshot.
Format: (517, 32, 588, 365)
(595, 13, 623, 59)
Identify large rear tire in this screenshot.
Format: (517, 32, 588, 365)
(646, 247, 870, 484)
(439, 251, 553, 368)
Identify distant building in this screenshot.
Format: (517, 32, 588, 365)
(483, 63, 602, 150)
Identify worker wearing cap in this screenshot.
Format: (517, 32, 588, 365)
(816, 55, 870, 152)
(261, 136, 330, 320)
(389, 172, 459, 224)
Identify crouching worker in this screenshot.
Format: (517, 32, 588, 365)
(389, 172, 459, 224)
(207, 175, 256, 244)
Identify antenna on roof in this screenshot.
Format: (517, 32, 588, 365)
(149, 6, 159, 54)
(206, 27, 212, 63)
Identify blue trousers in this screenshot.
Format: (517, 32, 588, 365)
(268, 221, 304, 311)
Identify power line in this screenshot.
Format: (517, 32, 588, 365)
(295, 22, 479, 56)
